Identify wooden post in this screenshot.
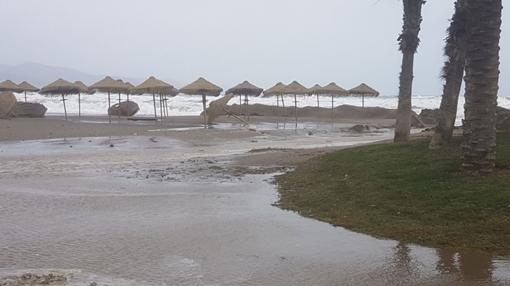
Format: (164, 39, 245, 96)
(152, 93, 157, 120)
(78, 93, 81, 117)
(202, 94, 208, 128)
(294, 94, 298, 129)
(118, 92, 121, 118)
(107, 91, 111, 123)
(62, 94, 68, 121)
(276, 95, 279, 129)
(331, 95, 334, 120)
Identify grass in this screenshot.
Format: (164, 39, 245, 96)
(276, 132, 510, 254)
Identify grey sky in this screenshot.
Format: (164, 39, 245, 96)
(0, 0, 508, 95)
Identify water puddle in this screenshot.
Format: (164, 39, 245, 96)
(1, 132, 509, 285)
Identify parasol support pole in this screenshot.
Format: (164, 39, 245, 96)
(202, 94, 208, 128)
(317, 94, 320, 109)
(159, 94, 163, 120)
(244, 94, 249, 121)
(362, 94, 365, 109)
(294, 94, 298, 129)
(276, 95, 279, 129)
(25, 91, 27, 102)
(331, 95, 334, 119)
(118, 93, 121, 119)
(152, 93, 157, 120)
(61, 94, 68, 121)
(78, 93, 81, 117)
(239, 95, 242, 115)
(107, 92, 111, 124)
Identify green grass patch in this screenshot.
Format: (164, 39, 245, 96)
(277, 133, 510, 254)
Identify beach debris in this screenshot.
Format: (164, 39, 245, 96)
(350, 124, 371, 133)
(0, 92, 17, 119)
(13, 102, 47, 118)
(0, 272, 67, 285)
(203, 93, 234, 124)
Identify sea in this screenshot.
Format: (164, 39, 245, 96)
(15, 92, 510, 125)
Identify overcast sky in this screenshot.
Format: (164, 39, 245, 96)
(0, 0, 508, 95)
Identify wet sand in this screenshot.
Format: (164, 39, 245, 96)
(0, 115, 396, 142)
(1, 118, 509, 285)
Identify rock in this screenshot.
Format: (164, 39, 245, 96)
(0, 92, 17, 119)
(497, 107, 510, 131)
(108, 101, 139, 117)
(14, 102, 47, 118)
(418, 108, 441, 125)
(350, 124, 370, 132)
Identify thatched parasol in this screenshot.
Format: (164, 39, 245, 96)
(318, 82, 348, 116)
(132, 76, 174, 120)
(283, 81, 309, 129)
(263, 82, 288, 127)
(90, 76, 128, 123)
(18, 81, 40, 102)
(349, 83, 380, 108)
(73, 81, 93, 117)
(41, 79, 81, 120)
(0, 80, 23, 93)
(308, 84, 322, 108)
(226, 81, 263, 120)
(179, 77, 223, 127)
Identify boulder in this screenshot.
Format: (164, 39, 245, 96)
(350, 124, 370, 133)
(497, 107, 510, 131)
(0, 92, 17, 119)
(14, 102, 47, 118)
(418, 108, 441, 125)
(108, 101, 140, 117)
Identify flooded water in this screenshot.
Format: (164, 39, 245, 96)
(1, 129, 510, 285)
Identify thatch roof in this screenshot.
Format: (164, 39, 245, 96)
(307, 84, 322, 95)
(283, 81, 309, 95)
(74, 81, 95, 94)
(226, 81, 263, 96)
(18, 81, 40, 92)
(0, 80, 22, 92)
(41, 79, 81, 95)
(349, 83, 380, 97)
(263, 82, 287, 97)
(179, 77, 223, 96)
(90, 76, 128, 93)
(132, 76, 174, 94)
(318, 82, 348, 96)
(123, 82, 142, 95)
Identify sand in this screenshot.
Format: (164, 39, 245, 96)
(0, 113, 399, 142)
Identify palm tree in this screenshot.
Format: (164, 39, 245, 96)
(394, 0, 426, 143)
(462, 0, 502, 174)
(429, 0, 468, 149)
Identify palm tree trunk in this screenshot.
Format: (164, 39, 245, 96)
(430, 0, 468, 149)
(394, 0, 425, 143)
(462, 0, 502, 174)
